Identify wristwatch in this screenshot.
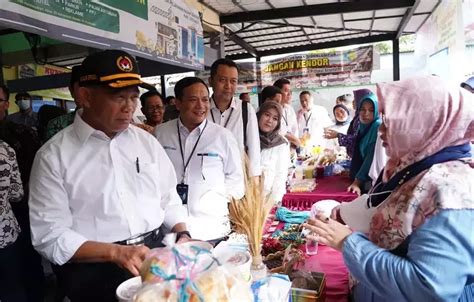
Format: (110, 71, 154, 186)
(175, 231, 191, 242)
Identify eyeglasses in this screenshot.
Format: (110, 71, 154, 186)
(0, 99, 7, 102)
(147, 105, 165, 112)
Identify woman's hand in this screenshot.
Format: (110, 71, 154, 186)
(303, 213, 352, 251)
(323, 128, 338, 139)
(347, 180, 361, 196)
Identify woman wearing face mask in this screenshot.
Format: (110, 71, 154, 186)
(347, 93, 381, 195)
(305, 75, 473, 302)
(257, 101, 290, 204)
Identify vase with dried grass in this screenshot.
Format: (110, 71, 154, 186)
(229, 156, 273, 281)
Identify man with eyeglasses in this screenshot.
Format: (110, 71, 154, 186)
(140, 89, 165, 130)
(0, 86, 10, 118)
(28, 50, 190, 302)
(6, 92, 38, 129)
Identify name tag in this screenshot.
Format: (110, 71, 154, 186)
(176, 183, 189, 205)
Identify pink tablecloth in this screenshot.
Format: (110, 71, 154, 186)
(282, 176, 357, 210)
(301, 245, 350, 302)
(265, 204, 350, 302)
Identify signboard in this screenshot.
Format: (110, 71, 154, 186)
(0, 0, 204, 69)
(260, 46, 373, 88)
(16, 63, 73, 99)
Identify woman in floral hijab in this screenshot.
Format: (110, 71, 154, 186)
(306, 75, 473, 301)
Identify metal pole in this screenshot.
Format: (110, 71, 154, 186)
(0, 49, 4, 84)
(256, 56, 263, 107)
(392, 38, 400, 81)
(160, 75, 166, 98)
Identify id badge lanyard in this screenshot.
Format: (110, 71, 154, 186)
(304, 112, 312, 128)
(176, 120, 208, 203)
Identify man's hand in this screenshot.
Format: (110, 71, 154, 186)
(110, 245, 150, 276)
(285, 133, 301, 147)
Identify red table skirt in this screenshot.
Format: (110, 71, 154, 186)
(282, 176, 357, 210)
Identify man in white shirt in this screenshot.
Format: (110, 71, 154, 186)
(28, 50, 189, 302)
(273, 78, 300, 147)
(155, 77, 244, 243)
(297, 90, 332, 148)
(207, 58, 261, 178)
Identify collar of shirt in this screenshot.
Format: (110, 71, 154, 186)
(73, 109, 128, 144)
(177, 117, 207, 138)
(210, 95, 237, 112)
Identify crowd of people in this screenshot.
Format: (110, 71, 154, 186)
(0, 49, 472, 302)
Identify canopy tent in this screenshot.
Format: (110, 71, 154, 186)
(200, 0, 440, 80)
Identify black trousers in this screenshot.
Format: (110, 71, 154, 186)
(0, 239, 28, 302)
(53, 230, 165, 302)
(11, 201, 45, 302)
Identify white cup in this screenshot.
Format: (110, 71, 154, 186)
(305, 233, 319, 255)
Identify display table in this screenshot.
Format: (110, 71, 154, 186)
(265, 203, 350, 302)
(282, 176, 357, 210)
(299, 245, 349, 302)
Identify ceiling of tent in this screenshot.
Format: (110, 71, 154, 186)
(199, 0, 440, 59)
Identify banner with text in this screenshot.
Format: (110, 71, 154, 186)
(0, 0, 204, 69)
(259, 46, 373, 88)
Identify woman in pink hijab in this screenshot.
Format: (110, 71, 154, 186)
(305, 75, 473, 301)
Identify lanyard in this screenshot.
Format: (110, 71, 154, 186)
(177, 120, 208, 183)
(282, 109, 288, 126)
(210, 107, 234, 128)
(304, 112, 312, 127)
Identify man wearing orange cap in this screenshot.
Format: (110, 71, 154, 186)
(28, 50, 190, 301)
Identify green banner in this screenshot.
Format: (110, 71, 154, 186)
(11, 0, 120, 33)
(100, 0, 148, 20)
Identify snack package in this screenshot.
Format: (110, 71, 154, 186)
(251, 273, 292, 302)
(134, 236, 253, 301)
(134, 265, 253, 302)
(139, 241, 215, 284)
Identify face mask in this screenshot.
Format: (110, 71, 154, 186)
(17, 100, 31, 110)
